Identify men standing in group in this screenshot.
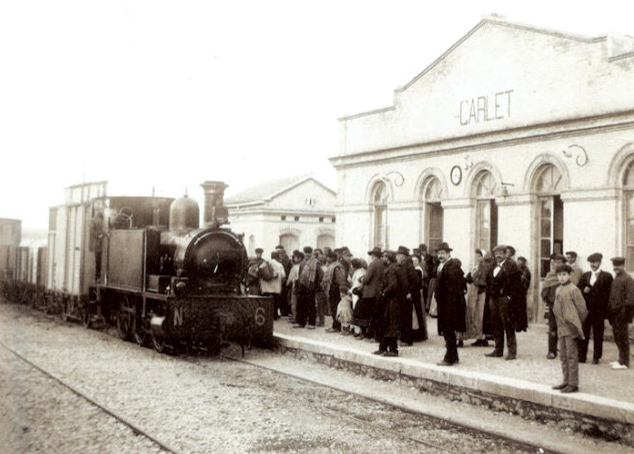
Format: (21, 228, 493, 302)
(275, 245, 293, 317)
(396, 246, 418, 347)
(566, 251, 584, 285)
(293, 246, 324, 329)
(374, 250, 402, 357)
(542, 254, 567, 359)
(485, 244, 521, 360)
(324, 251, 347, 333)
(577, 253, 613, 364)
(419, 243, 438, 310)
(361, 247, 384, 341)
(607, 257, 634, 369)
(514, 256, 530, 333)
(434, 242, 466, 366)
(260, 251, 286, 320)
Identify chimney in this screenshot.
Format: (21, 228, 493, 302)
(200, 181, 229, 228)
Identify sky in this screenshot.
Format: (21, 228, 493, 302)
(1, 1, 633, 229)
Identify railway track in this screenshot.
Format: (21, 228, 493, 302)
(2, 332, 547, 454)
(217, 352, 556, 454)
(0, 303, 623, 454)
(0, 339, 181, 454)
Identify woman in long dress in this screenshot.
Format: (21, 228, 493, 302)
(465, 249, 489, 346)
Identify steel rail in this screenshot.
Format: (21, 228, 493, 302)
(0, 340, 182, 454)
(218, 352, 562, 454)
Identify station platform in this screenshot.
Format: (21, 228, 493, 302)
(273, 316, 634, 445)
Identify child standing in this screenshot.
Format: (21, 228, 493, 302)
(551, 264, 588, 393)
(336, 284, 353, 335)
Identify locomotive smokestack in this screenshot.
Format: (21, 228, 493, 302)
(200, 181, 229, 228)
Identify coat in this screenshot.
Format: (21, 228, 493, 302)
(379, 262, 403, 338)
(553, 282, 588, 338)
(608, 271, 634, 324)
(362, 257, 384, 299)
(486, 259, 526, 331)
(434, 258, 467, 335)
(577, 270, 613, 318)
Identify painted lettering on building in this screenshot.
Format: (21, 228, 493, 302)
(459, 90, 513, 126)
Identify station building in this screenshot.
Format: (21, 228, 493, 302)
(225, 175, 336, 256)
(330, 16, 634, 321)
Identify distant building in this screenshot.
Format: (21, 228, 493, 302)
(0, 218, 21, 246)
(330, 16, 634, 321)
(225, 175, 336, 256)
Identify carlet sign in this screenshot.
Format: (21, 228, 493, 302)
(459, 89, 513, 126)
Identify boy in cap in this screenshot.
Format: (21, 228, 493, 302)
(565, 251, 583, 285)
(577, 253, 612, 364)
(608, 257, 634, 369)
(551, 264, 588, 393)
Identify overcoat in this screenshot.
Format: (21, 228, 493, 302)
(486, 258, 526, 331)
(577, 270, 613, 318)
(434, 258, 467, 335)
(379, 262, 403, 338)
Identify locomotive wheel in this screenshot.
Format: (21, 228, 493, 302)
(116, 296, 135, 341)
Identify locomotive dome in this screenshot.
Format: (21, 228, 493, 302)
(169, 194, 200, 231)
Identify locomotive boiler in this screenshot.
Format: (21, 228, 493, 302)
(94, 181, 274, 353)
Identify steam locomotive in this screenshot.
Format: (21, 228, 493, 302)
(1, 181, 274, 354)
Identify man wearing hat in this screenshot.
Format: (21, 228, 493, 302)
(374, 250, 402, 356)
(419, 243, 439, 309)
(485, 244, 522, 360)
(433, 242, 466, 366)
(607, 257, 634, 369)
(577, 253, 613, 364)
(294, 246, 324, 329)
(541, 253, 567, 359)
(396, 246, 419, 346)
(357, 247, 384, 341)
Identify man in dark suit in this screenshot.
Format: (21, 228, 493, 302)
(396, 246, 419, 347)
(485, 244, 521, 360)
(578, 253, 613, 364)
(434, 242, 466, 366)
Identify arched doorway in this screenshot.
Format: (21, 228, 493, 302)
(473, 171, 498, 253)
(422, 177, 444, 252)
(534, 165, 564, 278)
(621, 159, 634, 271)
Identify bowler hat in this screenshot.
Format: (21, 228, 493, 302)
(367, 246, 382, 257)
(435, 242, 453, 253)
(587, 253, 603, 262)
(492, 245, 507, 253)
(255, 247, 264, 254)
(611, 257, 626, 266)
(396, 245, 410, 255)
(383, 250, 397, 261)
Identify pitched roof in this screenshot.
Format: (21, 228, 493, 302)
(225, 174, 335, 206)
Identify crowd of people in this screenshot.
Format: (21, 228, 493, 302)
(246, 242, 634, 394)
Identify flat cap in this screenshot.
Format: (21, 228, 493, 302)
(587, 253, 603, 262)
(611, 257, 626, 266)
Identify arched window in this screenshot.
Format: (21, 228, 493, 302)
(279, 233, 299, 254)
(423, 177, 443, 252)
(535, 165, 564, 278)
(372, 181, 388, 249)
(622, 160, 634, 270)
(473, 171, 498, 253)
(316, 233, 335, 250)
